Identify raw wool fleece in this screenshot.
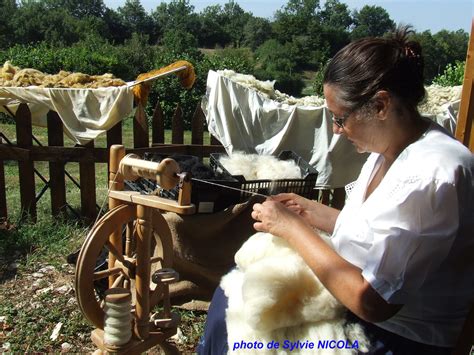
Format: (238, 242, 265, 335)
(219, 152, 302, 180)
(218, 69, 325, 107)
(418, 84, 462, 115)
(221, 232, 370, 354)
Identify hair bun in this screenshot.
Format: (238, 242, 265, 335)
(404, 42, 421, 59)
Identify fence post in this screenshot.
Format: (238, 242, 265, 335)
(171, 104, 184, 144)
(79, 141, 96, 223)
(152, 100, 165, 144)
(107, 121, 122, 147)
(0, 136, 6, 221)
(210, 134, 221, 146)
(191, 103, 204, 146)
(134, 102, 149, 148)
(47, 111, 67, 217)
(15, 103, 36, 221)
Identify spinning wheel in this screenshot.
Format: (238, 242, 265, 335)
(75, 204, 173, 329)
(74, 145, 195, 354)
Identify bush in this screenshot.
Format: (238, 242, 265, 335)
(146, 47, 255, 130)
(432, 61, 465, 86)
(312, 59, 330, 96)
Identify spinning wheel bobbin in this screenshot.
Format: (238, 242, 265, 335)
(75, 144, 195, 354)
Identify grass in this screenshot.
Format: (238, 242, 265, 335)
(0, 118, 209, 353)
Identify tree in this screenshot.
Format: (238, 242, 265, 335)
(273, 0, 321, 43)
(0, 0, 17, 48)
(103, 8, 129, 44)
(162, 28, 198, 54)
(117, 0, 156, 43)
(64, 0, 106, 19)
(242, 16, 272, 51)
(413, 29, 468, 82)
(351, 5, 395, 39)
(197, 5, 229, 48)
(319, 0, 352, 55)
(220, 0, 251, 47)
(152, 0, 199, 43)
(11, 1, 81, 45)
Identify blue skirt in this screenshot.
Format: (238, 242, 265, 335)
(196, 286, 453, 355)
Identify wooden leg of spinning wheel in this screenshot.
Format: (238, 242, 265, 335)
(108, 145, 125, 287)
(135, 204, 152, 340)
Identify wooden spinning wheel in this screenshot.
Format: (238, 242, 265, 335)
(74, 145, 195, 354)
(75, 204, 173, 329)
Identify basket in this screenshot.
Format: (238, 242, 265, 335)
(135, 152, 242, 214)
(210, 151, 318, 201)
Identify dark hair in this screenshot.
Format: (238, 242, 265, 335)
(323, 26, 425, 111)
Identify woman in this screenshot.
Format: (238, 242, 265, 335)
(198, 27, 474, 354)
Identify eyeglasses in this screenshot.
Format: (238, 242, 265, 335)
(331, 111, 351, 128)
(331, 105, 360, 128)
(330, 97, 374, 128)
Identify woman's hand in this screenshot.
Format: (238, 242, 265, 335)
(267, 193, 341, 234)
(252, 198, 308, 241)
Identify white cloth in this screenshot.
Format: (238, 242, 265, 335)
(331, 122, 474, 347)
(0, 85, 134, 145)
(202, 70, 369, 188)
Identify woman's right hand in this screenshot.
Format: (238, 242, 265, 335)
(270, 193, 340, 234)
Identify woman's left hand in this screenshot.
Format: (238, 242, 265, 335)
(252, 199, 306, 240)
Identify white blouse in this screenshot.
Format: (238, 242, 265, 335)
(331, 123, 474, 347)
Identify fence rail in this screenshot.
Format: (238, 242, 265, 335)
(0, 99, 226, 223)
(0, 99, 345, 225)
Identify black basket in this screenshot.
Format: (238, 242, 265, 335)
(210, 151, 318, 201)
(132, 152, 242, 214)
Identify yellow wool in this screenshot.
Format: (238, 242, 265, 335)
(132, 60, 196, 104)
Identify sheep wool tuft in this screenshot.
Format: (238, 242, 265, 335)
(221, 232, 370, 354)
(219, 152, 302, 181)
(218, 70, 325, 107)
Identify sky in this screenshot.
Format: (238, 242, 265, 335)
(104, 0, 473, 34)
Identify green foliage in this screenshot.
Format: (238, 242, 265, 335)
(145, 46, 254, 130)
(312, 59, 330, 96)
(351, 5, 395, 39)
(0, 0, 468, 110)
(433, 61, 465, 86)
(242, 17, 273, 51)
(0, 216, 84, 263)
(412, 29, 469, 82)
(162, 29, 199, 53)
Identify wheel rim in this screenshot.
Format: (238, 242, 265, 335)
(75, 204, 174, 329)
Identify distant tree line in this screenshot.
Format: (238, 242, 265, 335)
(0, 0, 468, 128)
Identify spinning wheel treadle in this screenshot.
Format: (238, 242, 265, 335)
(75, 204, 174, 329)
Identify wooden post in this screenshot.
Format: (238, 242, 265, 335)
(191, 103, 205, 145)
(455, 19, 474, 151)
(152, 100, 165, 144)
(134, 204, 152, 340)
(0, 136, 6, 220)
(108, 145, 125, 287)
(171, 104, 184, 144)
(107, 121, 122, 148)
(79, 141, 96, 223)
(134, 102, 149, 148)
(47, 111, 66, 217)
(15, 103, 36, 221)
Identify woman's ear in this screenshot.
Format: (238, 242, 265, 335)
(373, 90, 391, 119)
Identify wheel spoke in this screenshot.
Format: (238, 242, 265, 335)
(93, 266, 123, 280)
(105, 240, 125, 263)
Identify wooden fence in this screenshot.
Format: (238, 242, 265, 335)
(0, 98, 345, 225)
(0, 99, 229, 223)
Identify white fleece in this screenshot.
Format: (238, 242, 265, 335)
(221, 232, 370, 354)
(219, 152, 302, 181)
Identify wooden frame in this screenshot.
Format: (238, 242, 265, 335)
(455, 19, 474, 151)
